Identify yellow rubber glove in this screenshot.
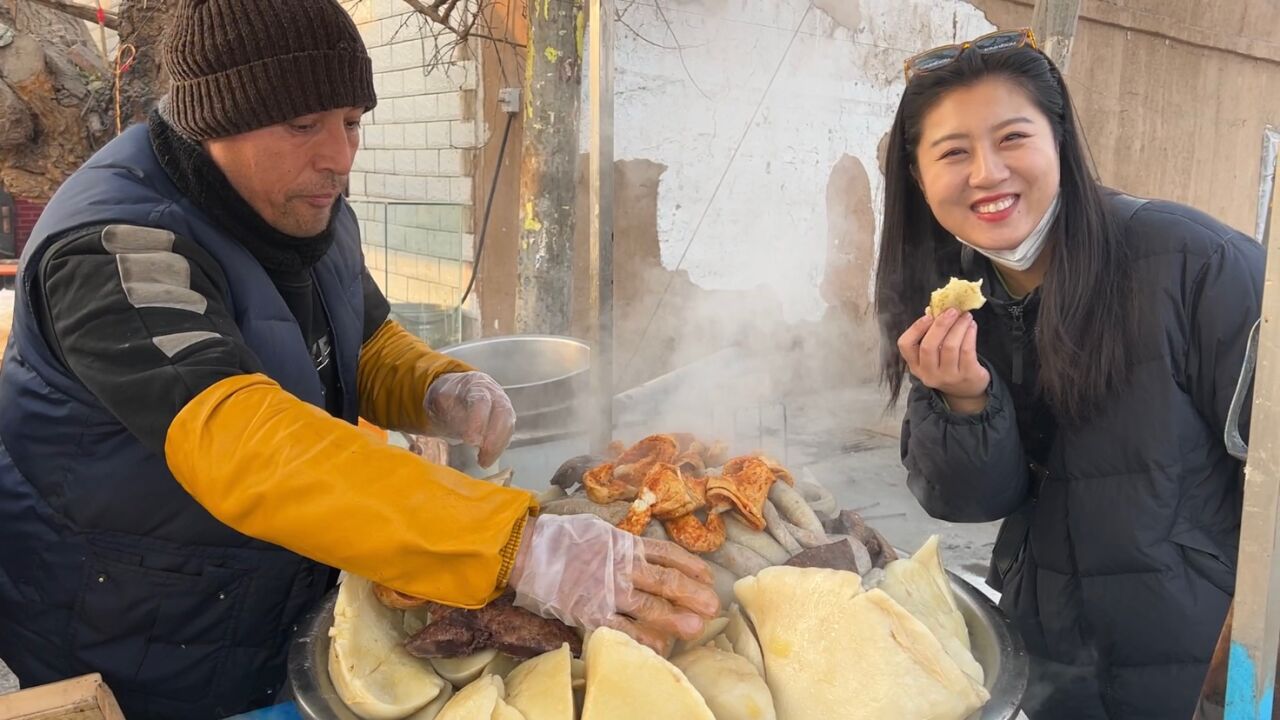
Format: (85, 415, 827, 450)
(165, 373, 538, 607)
(357, 319, 474, 434)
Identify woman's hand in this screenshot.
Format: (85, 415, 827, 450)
(897, 309, 990, 414)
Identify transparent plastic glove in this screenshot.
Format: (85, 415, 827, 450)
(424, 371, 515, 468)
(508, 513, 721, 653)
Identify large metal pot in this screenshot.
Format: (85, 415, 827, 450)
(439, 335, 590, 439)
(287, 573, 1026, 720)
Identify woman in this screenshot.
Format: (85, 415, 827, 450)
(875, 29, 1262, 719)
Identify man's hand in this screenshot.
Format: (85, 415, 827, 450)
(508, 514, 721, 654)
(424, 371, 515, 468)
(897, 309, 990, 414)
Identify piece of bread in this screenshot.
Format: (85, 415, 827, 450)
(579, 627, 715, 720)
(670, 646, 777, 720)
(879, 535, 985, 684)
(435, 675, 525, 720)
(926, 277, 986, 318)
(328, 576, 449, 720)
(734, 566, 989, 720)
(504, 644, 575, 720)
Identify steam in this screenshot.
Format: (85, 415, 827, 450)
(563, 0, 999, 449)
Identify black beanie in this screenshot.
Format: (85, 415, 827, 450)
(161, 0, 378, 140)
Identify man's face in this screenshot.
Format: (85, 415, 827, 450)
(204, 107, 365, 237)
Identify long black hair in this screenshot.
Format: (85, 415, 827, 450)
(875, 45, 1135, 424)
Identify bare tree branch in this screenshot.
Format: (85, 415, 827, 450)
(467, 30, 523, 47)
(460, 2, 482, 40)
(400, 0, 525, 50)
(652, 0, 710, 99)
(616, 0, 665, 47)
(616, 14, 679, 50)
(441, 0, 462, 23)
(402, 0, 472, 38)
(388, 9, 419, 43)
(20, 0, 118, 30)
(466, 0, 522, 85)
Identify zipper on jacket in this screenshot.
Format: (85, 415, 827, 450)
(310, 268, 346, 416)
(1008, 301, 1025, 386)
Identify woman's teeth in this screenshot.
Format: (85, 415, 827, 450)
(974, 196, 1016, 214)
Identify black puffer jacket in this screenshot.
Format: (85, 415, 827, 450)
(901, 195, 1262, 719)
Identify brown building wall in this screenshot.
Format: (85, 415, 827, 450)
(474, 0, 528, 339)
(973, 0, 1280, 235)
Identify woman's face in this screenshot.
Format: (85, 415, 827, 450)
(913, 77, 1060, 251)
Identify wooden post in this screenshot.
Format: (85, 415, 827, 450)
(1224, 169, 1280, 720)
(586, 0, 613, 453)
(515, 0, 584, 334)
(1030, 0, 1082, 72)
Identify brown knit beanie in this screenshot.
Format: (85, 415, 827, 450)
(161, 0, 377, 140)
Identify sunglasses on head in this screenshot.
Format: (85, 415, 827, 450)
(903, 28, 1038, 83)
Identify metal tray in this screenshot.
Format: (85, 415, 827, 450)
(287, 572, 1026, 719)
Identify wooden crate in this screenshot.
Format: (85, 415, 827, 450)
(0, 674, 125, 720)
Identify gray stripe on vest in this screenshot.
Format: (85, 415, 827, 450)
(115, 252, 208, 314)
(101, 224, 175, 254)
(152, 331, 221, 358)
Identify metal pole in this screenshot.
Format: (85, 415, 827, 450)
(1255, 127, 1278, 244)
(587, 0, 615, 454)
(383, 202, 389, 300)
(1225, 174, 1280, 720)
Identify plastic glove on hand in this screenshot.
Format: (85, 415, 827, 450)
(508, 513, 721, 654)
(424, 371, 515, 468)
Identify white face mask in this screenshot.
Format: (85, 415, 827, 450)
(955, 192, 1061, 272)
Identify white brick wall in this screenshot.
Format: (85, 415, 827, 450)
(344, 1, 482, 316)
(346, 1, 479, 206)
(354, 199, 477, 333)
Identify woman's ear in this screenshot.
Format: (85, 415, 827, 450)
(910, 165, 925, 200)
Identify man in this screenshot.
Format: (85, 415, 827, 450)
(0, 1, 717, 717)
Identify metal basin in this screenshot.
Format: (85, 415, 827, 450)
(440, 335, 590, 423)
(287, 574, 1026, 720)
(950, 571, 1029, 720)
(436, 336, 591, 476)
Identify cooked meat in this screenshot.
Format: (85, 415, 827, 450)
(404, 594, 583, 659)
(784, 540, 861, 573)
(550, 454, 605, 491)
(613, 434, 679, 487)
(404, 612, 477, 657)
(708, 457, 776, 531)
(833, 509, 899, 568)
(662, 510, 727, 553)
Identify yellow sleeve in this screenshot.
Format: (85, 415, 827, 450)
(357, 319, 476, 434)
(164, 373, 538, 608)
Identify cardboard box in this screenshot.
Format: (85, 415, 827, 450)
(0, 674, 126, 720)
